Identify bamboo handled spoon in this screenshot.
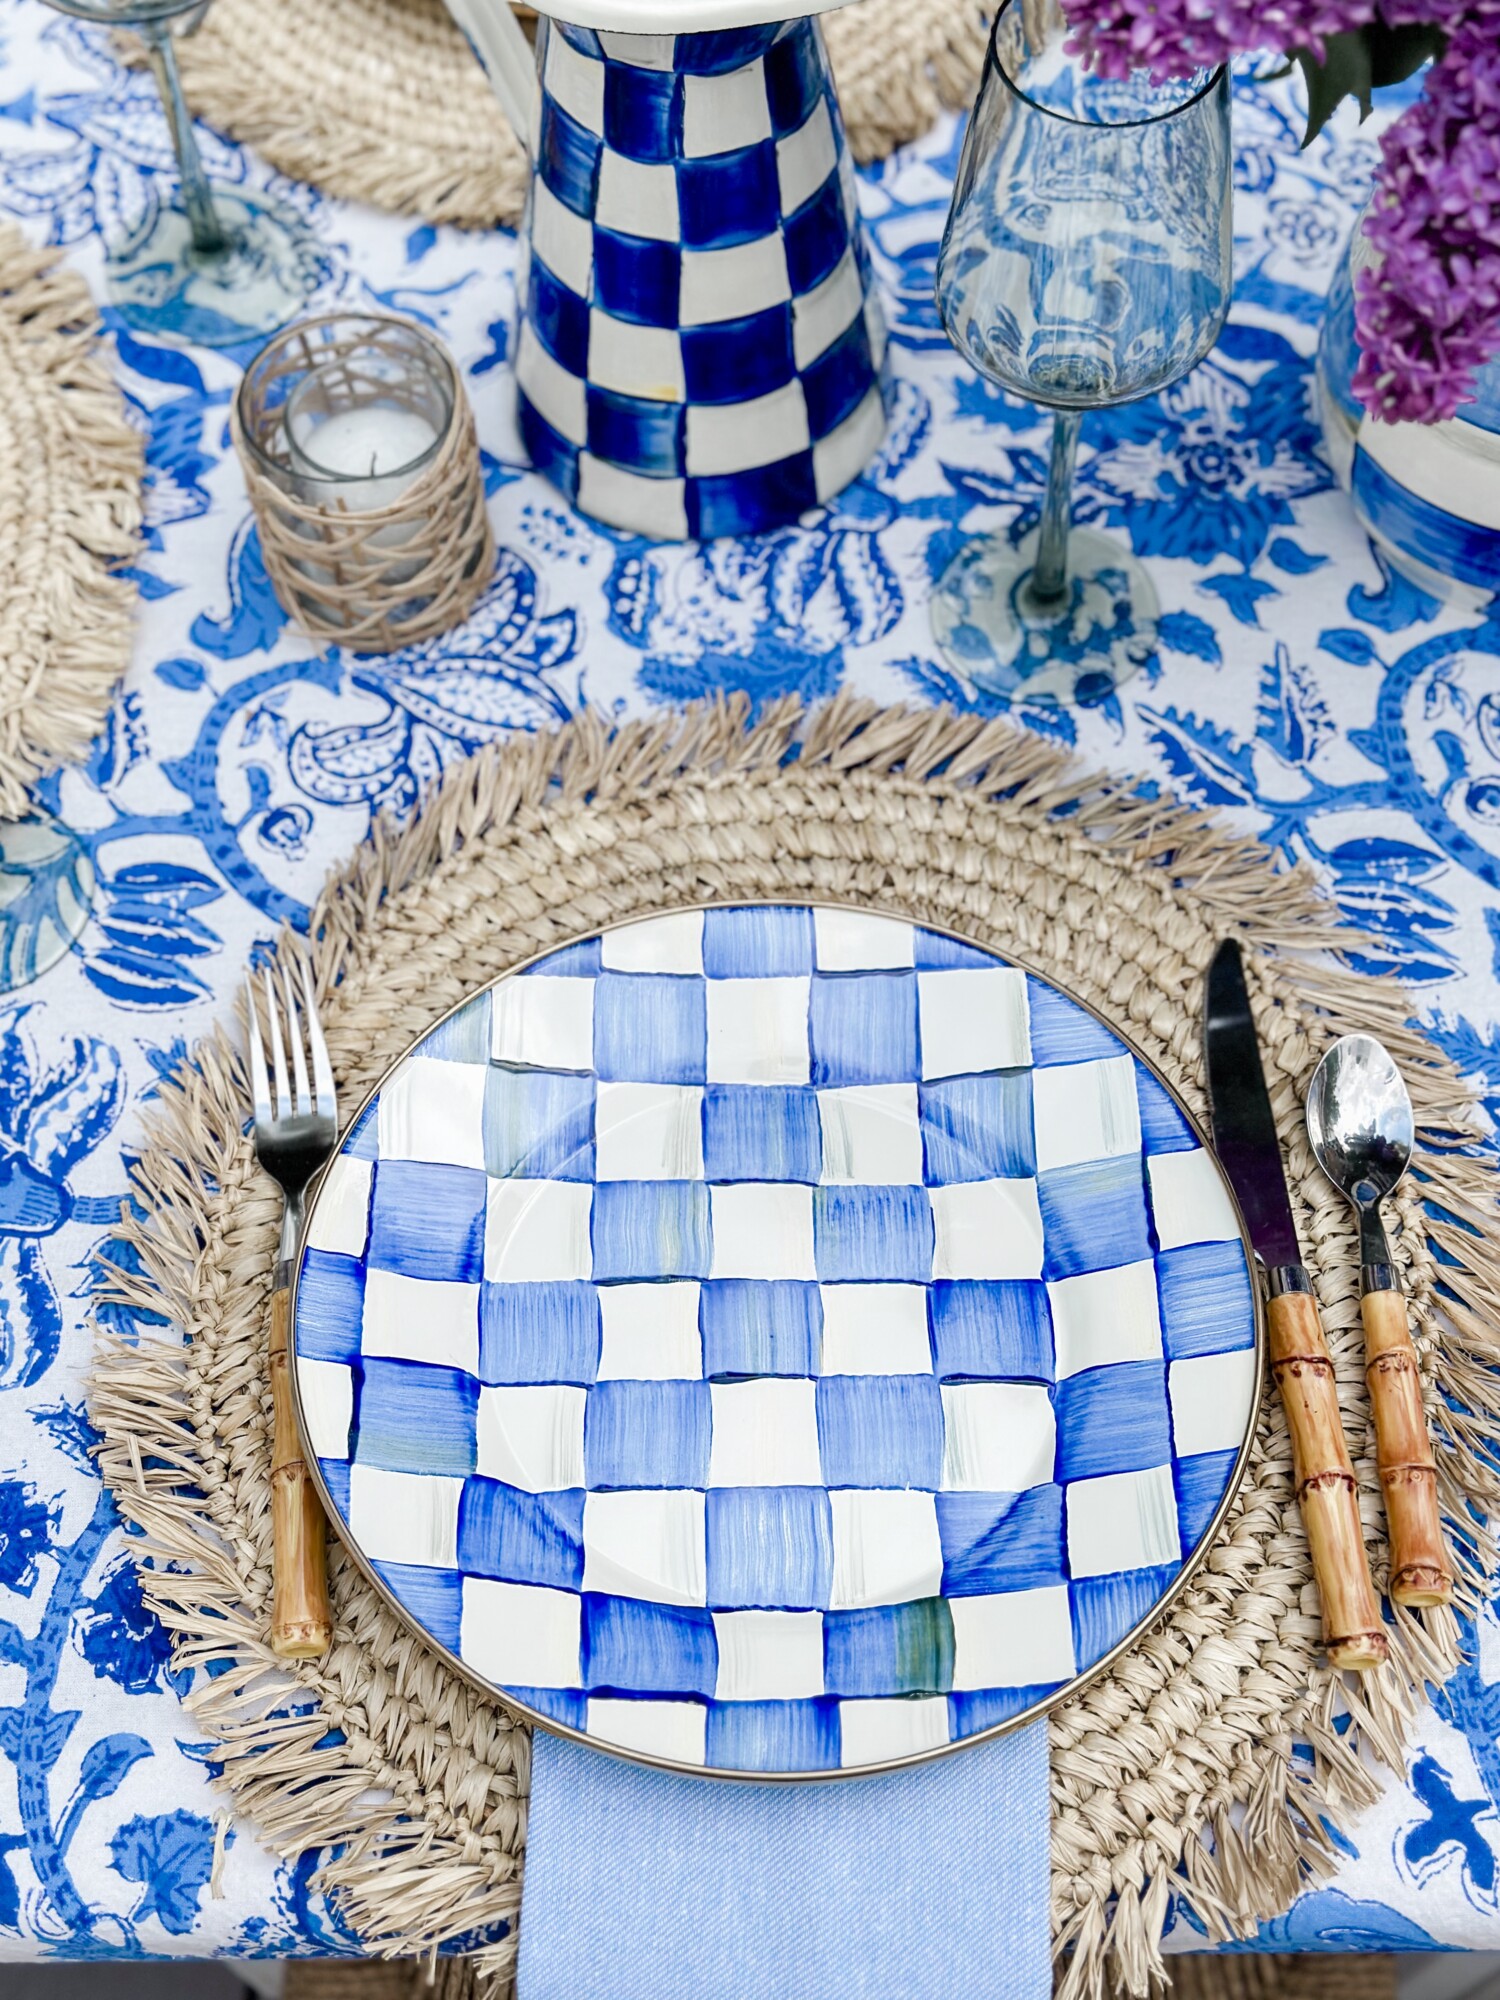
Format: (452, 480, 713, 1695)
(1307, 1034, 1453, 1608)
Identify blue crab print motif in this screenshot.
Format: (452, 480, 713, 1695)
(1399, 1754, 1500, 1906)
(0, 1014, 124, 1389)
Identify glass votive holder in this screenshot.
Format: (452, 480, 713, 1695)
(232, 313, 493, 653)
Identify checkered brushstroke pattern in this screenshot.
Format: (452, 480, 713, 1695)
(513, 18, 887, 540)
(295, 906, 1258, 1776)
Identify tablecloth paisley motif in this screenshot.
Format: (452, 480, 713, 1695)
(1, 0, 1499, 1959)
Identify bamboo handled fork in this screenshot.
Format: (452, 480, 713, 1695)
(245, 960, 336, 1660)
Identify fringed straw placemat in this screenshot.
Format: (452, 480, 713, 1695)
(126, 0, 989, 229)
(0, 223, 141, 820)
(90, 698, 1500, 1998)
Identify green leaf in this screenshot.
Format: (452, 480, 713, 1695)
(1366, 16, 1445, 89)
(1295, 32, 1374, 147)
(1295, 19, 1447, 148)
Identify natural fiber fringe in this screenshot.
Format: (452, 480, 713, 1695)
(0, 222, 141, 819)
(123, 0, 990, 230)
(124, 0, 529, 231)
(89, 697, 1500, 1998)
(824, 0, 991, 163)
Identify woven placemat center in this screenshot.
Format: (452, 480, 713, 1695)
(90, 699, 1500, 1997)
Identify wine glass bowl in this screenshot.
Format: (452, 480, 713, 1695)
(931, 0, 1232, 703)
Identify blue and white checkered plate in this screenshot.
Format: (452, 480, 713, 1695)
(291, 904, 1262, 1780)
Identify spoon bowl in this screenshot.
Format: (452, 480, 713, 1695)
(1306, 1032, 1414, 1217)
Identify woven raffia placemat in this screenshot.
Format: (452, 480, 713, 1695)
(129, 0, 990, 228)
(90, 699, 1500, 1997)
(0, 223, 141, 820)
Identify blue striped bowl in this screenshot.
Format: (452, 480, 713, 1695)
(1317, 226, 1500, 607)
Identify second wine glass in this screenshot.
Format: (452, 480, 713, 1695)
(46, 0, 319, 348)
(933, 0, 1232, 706)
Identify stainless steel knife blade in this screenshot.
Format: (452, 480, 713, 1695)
(1203, 937, 1301, 1274)
(1201, 938, 1388, 1671)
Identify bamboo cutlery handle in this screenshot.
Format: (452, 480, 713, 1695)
(269, 1284, 334, 1660)
(1361, 1284, 1453, 1607)
(1267, 1279, 1387, 1671)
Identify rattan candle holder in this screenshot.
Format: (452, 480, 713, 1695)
(232, 313, 493, 654)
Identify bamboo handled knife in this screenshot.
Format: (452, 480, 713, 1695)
(1204, 939, 1387, 1671)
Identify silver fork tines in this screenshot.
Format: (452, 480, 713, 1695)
(244, 972, 273, 1126)
(245, 957, 338, 1268)
(263, 967, 290, 1120)
(302, 960, 336, 1122)
(282, 961, 310, 1117)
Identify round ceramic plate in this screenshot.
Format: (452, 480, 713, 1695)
(292, 904, 1262, 1780)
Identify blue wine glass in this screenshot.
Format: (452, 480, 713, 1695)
(932, 0, 1231, 705)
(44, 0, 320, 348)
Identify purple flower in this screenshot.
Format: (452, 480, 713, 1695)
(1061, 0, 1377, 81)
(1061, 0, 1500, 423)
(1355, 11, 1500, 422)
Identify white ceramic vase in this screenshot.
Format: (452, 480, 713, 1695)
(1317, 214, 1500, 607)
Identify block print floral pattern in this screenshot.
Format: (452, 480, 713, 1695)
(0, 0, 1498, 1957)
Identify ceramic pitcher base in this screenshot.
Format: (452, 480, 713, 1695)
(520, 373, 886, 540)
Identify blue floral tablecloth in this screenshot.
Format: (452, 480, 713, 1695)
(2, 0, 1499, 1961)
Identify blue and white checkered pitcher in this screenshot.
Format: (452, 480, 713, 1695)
(448, 0, 888, 539)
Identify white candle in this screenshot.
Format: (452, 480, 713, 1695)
(285, 400, 440, 512)
(281, 382, 450, 629)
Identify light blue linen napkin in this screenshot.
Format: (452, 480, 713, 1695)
(516, 1721, 1050, 2000)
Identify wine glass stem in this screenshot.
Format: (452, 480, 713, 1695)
(140, 22, 227, 258)
(1031, 411, 1082, 608)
